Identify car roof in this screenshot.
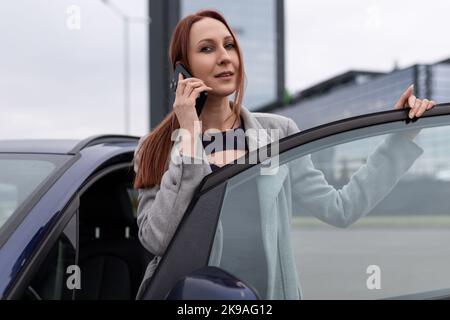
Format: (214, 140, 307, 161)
(0, 139, 81, 154)
(0, 135, 140, 155)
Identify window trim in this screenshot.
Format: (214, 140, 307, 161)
(143, 182, 228, 300)
(385, 288, 450, 300)
(5, 195, 79, 299)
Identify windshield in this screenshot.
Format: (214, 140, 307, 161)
(0, 154, 70, 230)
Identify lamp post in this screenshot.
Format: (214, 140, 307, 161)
(99, 0, 151, 135)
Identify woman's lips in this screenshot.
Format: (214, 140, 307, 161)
(215, 74, 234, 80)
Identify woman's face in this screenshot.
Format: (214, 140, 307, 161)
(187, 17, 240, 97)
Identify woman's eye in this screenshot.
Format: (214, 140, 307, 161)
(201, 43, 235, 53)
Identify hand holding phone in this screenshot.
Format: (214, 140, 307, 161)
(170, 63, 210, 117)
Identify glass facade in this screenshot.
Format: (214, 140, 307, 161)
(181, 0, 279, 110)
(277, 67, 417, 131)
(432, 64, 450, 103)
(277, 62, 450, 131)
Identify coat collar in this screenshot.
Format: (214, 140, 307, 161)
(240, 105, 263, 130)
(240, 105, 285, 176)
(239, 105, 273, 152)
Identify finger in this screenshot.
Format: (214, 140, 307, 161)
(184, 77, 204, 83)
(183, 80, 206, 88)
(179, 77, 205, 86)
(409, 98, 422, 118)
(183, 81, 207, 97)
(427, 100, 436, 110)
(395, 84, 414, 109)
(179, 78, 206, 93)
(407, 95, 417, 109)
(190, 86, 213, 99)
(176, 73, 186, 94)
(415, 99, 429, 118)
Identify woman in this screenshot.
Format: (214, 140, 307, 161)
(133, 9, 435, 299)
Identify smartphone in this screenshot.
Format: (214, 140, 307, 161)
(170, 63, 208, 117)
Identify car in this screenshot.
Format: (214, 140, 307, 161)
(2, 104, 450, 300)
(0, 135, 151, 300)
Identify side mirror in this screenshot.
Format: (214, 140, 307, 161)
(165, 266, 260, 300)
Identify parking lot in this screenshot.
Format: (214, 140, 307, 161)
(293, 225, 450, 299)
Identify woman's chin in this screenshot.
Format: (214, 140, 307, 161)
(208, 87, 236, 97)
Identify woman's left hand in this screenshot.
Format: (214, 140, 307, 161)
(394, 84, 436, 118)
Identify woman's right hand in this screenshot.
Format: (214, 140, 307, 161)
(173, 73, 212, 131)
(173, 73, 212, 158)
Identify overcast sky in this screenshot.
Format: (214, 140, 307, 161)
(1, 0, 450, 140)
(286, 0, 450, 90)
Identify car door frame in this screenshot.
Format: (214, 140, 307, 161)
(5, 195, 80, 299)
(142, 103, 450, 300)
(2, 143, 137, 299)
(5, 156, 139, 299)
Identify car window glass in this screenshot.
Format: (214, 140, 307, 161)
(23, 213, 77, 300)
(208, 115, 450, 299)
(0, 160, 54, 227)
(0, 154, 71, 232)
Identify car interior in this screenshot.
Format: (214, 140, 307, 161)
(20, 165, 153, 300)
(76, 167, 153, 300)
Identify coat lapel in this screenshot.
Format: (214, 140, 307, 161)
(240, 106, 291, 298)
(240, 106, 273, 152)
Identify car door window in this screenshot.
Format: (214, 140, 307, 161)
(208, 114, 450, 299)
(23, 212, 77, 300)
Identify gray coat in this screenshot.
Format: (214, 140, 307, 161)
(133, 106, 423, 299)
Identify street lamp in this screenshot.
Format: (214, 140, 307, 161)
(99, 0, 151, 135)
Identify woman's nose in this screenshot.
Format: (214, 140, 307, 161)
(217, 47, 231, 65)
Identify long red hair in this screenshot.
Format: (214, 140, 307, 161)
(134, 9, 246, 189)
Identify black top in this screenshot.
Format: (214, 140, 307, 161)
(201, 116, 248, 172)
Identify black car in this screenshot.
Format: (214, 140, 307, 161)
(2, 104, 450, 300)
